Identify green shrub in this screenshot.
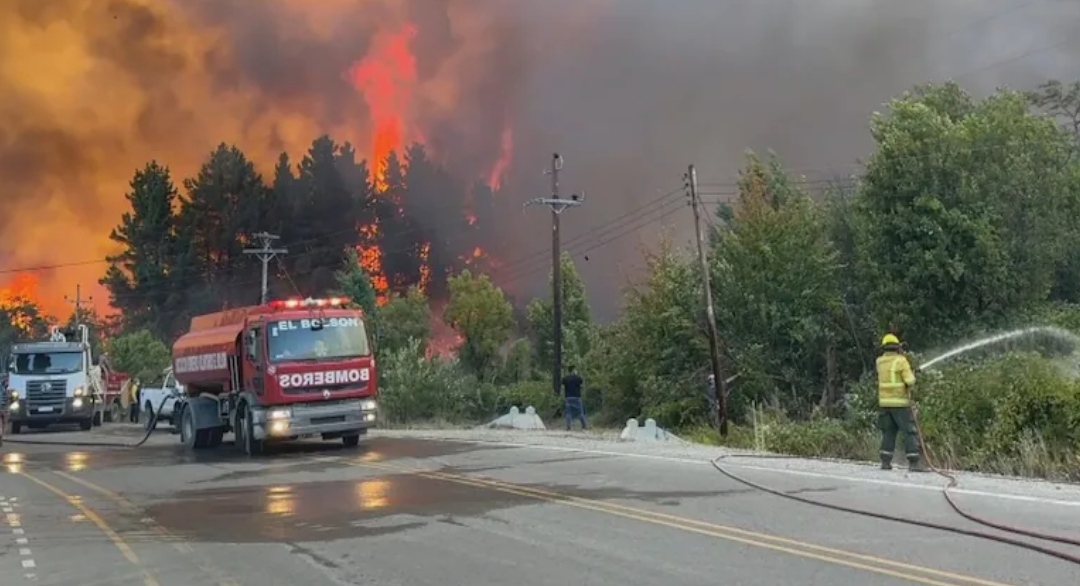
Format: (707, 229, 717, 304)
(494, 380, 561, 419)
(916, 352, 1080, 478)
(378, 338, 480, 424)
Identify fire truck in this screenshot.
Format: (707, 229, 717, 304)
(171, 297, 377, 454)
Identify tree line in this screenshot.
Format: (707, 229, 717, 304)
(349, 79, 1080, 480)
(99, 137, 505, 342)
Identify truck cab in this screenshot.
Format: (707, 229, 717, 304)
(6, 325, 103, 433)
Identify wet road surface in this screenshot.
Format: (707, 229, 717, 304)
(1, 426, 1078, 585)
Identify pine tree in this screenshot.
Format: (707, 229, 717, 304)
(100, 162, 186, 339)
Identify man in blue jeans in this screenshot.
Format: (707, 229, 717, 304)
(561, 365, 587, 431)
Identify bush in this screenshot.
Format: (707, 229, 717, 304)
(917, 352, 1080, 478)
(377, 338, 481, 425)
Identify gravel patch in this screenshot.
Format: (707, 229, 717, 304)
(374, 427, 1080, 504)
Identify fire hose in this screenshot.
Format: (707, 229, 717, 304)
(712, 407, 1080, 566)
(3, 395, 171, 449)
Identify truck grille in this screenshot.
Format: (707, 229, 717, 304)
(282, 382, 356, 396)
(27, 379, 67, 409)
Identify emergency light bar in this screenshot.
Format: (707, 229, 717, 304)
(268, 297, 350, 310)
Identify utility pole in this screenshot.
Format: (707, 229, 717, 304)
(64, 284, 90, 330)
(686, 164, 728, 436)
(243, 232, 288, 304)
(526, 153, 584, 397)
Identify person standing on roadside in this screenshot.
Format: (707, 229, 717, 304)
(560, 365, 587, 431)
(876, 334, 926, 472)
(128, 378, 141, 423)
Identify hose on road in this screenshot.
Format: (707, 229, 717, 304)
(712, 411, 1080, 566)
(3, 395, 171, 449)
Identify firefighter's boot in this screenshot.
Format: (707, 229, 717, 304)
(907, 455, 929, 473)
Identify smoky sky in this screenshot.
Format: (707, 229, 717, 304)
(0, 0, 1078, 319)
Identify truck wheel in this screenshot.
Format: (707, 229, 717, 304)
(342, 434, 361, 447)
(237, 405, 264, 456)
(10, 422, 20, 435)
(144, 402, 157, 432)
(79, 418, 92, 431)
(109, 401, 123, 423)
(93, 410, 103, 427)
(180, 407, 211, 450)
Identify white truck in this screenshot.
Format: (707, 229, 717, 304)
(139, 367, 183, 431)
(6, 325, 107, 433)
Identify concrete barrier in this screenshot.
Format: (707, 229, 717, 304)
(619, 417, 681, 442)
(487, 406, 546, 430)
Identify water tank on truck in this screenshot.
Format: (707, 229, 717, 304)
(171, 297, 378, 455)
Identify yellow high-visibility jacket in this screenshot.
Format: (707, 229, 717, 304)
(876, 351, 915, 407)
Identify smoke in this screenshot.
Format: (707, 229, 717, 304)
(0, 0, 1077, 319)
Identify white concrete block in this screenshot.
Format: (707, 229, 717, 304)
(487, 405, 546, 430)
(618, 417, 682, 442)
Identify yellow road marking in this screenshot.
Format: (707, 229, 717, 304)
(338, 457, 1015, 586)
(55, 470, 242, 586)
(20, 470, 160, 586)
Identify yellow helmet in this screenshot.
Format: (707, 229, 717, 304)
(881, 333, 901, 346)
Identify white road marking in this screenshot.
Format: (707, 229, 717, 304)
(2, 493, 38, 578)
(393, 435, 1080, 508)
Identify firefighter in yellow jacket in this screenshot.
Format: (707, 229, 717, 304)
(876, 334, 926, 471)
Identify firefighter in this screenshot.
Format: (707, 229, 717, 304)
(128, 378, 141, 423)
(876, 333, 926, 471)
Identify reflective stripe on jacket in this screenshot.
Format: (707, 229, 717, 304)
(876, 351, 915, 407)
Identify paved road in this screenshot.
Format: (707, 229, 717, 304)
(1, 426, 1078, 585)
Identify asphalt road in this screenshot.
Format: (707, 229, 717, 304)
(1, 425, 1079, 585)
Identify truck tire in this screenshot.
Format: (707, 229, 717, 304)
(180, 406, 211, 450)
(342, 434, 361, 447)
(10, 422, 20, 434)
(79, 418, 92, 431)
(93, 410, 102, 427)
(109, 401, 123, 423)
(237, 404, 264, 456)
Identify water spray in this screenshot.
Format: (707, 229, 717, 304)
(920, 326, 1080, 371)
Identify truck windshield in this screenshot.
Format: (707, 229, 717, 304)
(11, 352, 83, 375)
(267, 316, 371, 362)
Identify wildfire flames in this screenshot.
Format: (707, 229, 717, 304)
(0, 274, 41, 332)
(0, 1, 518, 333)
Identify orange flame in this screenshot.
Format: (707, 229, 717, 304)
(349, 24, 418, 191)
(487, 124, 514, 191)
(0, 274, 42, 332)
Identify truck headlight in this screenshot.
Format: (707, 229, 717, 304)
(9, 400, 19, 411)
(73, 387, 85, 397)
(360, 399, 377, 411)
(8, 390, 18, 400)
(73, 397, 83, 409)
(268, 408, 291, 420)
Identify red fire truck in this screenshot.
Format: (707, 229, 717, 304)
(171, 297, 377, 454)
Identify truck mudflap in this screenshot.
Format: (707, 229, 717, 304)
(250, 398, 377, 441)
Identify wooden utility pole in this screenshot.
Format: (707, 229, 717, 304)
(526, 153, 584, 397)
(687, 164, 728, 436)
(64, 284, 90, 330)
(243, 232, 288, 304)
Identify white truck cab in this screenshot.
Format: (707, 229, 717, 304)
(6, 325, 104, 433)
(140, 366, 183, 431)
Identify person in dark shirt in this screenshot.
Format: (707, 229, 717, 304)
(560, 365, 587, 431)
